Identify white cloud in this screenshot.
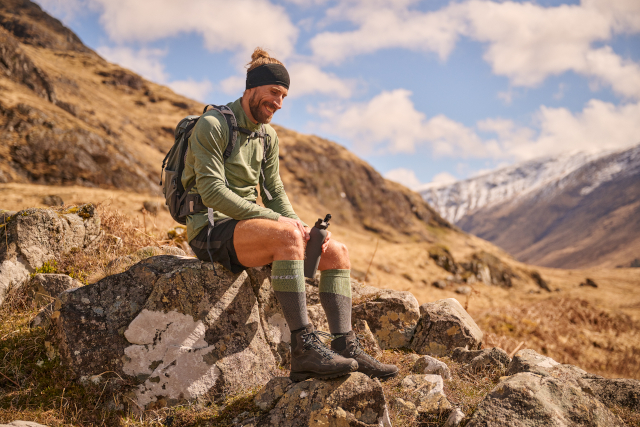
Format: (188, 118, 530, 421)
(309, 0, 640, 99)
(384, 168, 422, 189)
(168, 79, 214, 102)
(431, 172, 457, 185)
(90, 0, 298, 62)
(220, 76, 246, 96)
(97, 46, 168, 82)
(287, 63, 354, 98)
(318, 88, 640, 162)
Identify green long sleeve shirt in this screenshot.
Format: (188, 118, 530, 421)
(182, 98, 303, 242)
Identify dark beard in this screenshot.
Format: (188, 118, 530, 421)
(248, 92, 273, 124)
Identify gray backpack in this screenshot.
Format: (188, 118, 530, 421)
(160, 104, 273, 225)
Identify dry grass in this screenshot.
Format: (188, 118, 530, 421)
(478, 297, 640, 379)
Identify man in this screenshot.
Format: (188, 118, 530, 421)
(183, 48, 398, 382)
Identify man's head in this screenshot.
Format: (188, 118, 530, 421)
(242, 48, 289, 124)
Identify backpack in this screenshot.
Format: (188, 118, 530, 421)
(160, 104, 273, 225)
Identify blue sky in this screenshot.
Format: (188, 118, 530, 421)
(37, 0, 640, 188)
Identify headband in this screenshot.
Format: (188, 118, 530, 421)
(246, 63, 290, 90)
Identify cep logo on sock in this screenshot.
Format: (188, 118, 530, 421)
(272, 274, 299, 280)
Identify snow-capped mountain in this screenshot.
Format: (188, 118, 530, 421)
(419, 150, 606, 224)
(420, 143, 640, 268)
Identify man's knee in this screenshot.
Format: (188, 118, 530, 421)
(273, 224, 305, 258)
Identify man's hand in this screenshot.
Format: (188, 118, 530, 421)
(278, 216, 310, 241)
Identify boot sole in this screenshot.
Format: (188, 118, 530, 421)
(290, 369, 354, 382)
(370, 370, 399, 381)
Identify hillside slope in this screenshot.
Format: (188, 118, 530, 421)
(0, 0, 449, 241)
(421, 145, 640, 268)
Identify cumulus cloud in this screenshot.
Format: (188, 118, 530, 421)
(90, 0, 298, 62)
(287, 63, 355, 98)
(168, 79, 214, 102)
(97, 46, 168, 82)
(318, 88, 640, 161)
(309, 0, 640, 99)
(384, 167, 422, 189)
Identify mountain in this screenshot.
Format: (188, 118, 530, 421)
(0, 0, 450, 242)
(421, 145, 640, 268)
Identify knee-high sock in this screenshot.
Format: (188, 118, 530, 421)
(319, 269, 352, 335)
(272, 260, 309, 332)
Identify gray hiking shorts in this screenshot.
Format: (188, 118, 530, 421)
(189, 218, 247, 274)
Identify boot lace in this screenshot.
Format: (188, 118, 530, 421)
(351, 334, 381, 365)
(302, 331, 340, 360)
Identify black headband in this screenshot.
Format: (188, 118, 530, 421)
(246, 63, 290, 90)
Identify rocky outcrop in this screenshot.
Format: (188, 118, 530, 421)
(452, 347, 511, 371)
(585, 377, 640, 412)
(466, 372, 625, 426)
(0, 205, 101, 305)
(48, 256, 278, 409)
(410, 298, 483, 356)
(256, 373, 390, 427)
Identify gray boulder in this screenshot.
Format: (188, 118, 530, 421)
(452, 347, 511, 371)
(0, 422, 50, 427)
(411, 355, 452, 379)
(48, 255, 278, 409)
(466, 372, 625, 426)
(400, 374, 452, 415)
(585, 377, 640, 412)
(351, 283, 420, 349)
(410, 298, 483, 356)
(258, 373, 390, 427)
(445, 408, 465, 427)
(0, 205, 101, 305)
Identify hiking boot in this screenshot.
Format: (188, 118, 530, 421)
(331, 331, 399, 380)
(290, 324, 359, 382)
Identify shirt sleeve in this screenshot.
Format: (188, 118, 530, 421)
(259, 133, 308, 227)
(189, 114, 280, 221)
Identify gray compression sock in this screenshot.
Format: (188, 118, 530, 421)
(272, 260, 309, 332)
(319, 269, 352, 334)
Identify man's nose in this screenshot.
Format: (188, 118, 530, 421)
(273, 96, 283, 110)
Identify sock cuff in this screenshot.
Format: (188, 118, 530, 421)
(319, 269, 351, 298)
(272, 260, 305, 293)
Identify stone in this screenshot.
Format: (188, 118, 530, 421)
(530, 270, 551, 292)
(455, 286, 471, 295)
(452, 347, 511, 371)
(29, 274, 82, 304)
(259, 372, 389, 426)
(30, 302, 55, 328)
(585, 377, 640, 412)
(410, 298, 483, 356)
(412, 355, 452, 379)
(506, 349, 561, 377)
(42, 195, 64, 206)
(401, 374, 452, 415)
(254, 377, 293, 411)
(466, 372, 625, 427)
(351, 283, 420, 349)
(142, 200, 160, 215)
(428, 245, 459, 273)
(444, 408, 465, 427)
(0, 205, 101, 305)
(459, 252, 516, 288)
(580, 278, 598, 288)
(49, 255, 278, 409)
(391, 397, 418, 417)
(432, 280, 447, 289)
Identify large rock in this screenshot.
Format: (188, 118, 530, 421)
(48, 255, 278, 409)
(466, 372, 625, 426)
(508, 349, 640, 413)
(412, 355, 452, 379)
(0, 205, 101, 305)
(258, 373, 390, 427)
(401, 374, 452, 415)
(452, 347, 511, 371)
(351, 283, 421, 349)
(410, 298, 483, 356)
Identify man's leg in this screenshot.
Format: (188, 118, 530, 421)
(317, 239, 399, 380)
(233, 219, 358, 381)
